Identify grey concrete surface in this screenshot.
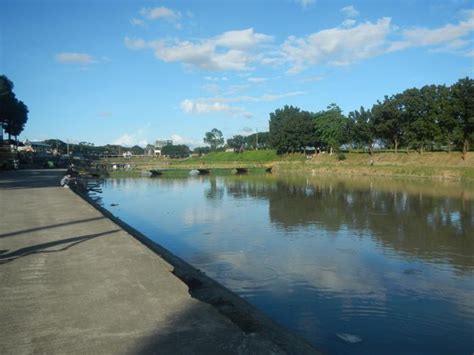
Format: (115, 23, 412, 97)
(0, 170, 318, 354)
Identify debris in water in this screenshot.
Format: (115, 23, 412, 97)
(336, 333, 362, 343)
(110, 203, 119, 207)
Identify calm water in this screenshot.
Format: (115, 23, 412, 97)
(90, 174, 474, 354)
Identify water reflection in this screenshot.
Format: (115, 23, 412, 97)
(95, 175, 474, 354)
(224, 176, 473, 272)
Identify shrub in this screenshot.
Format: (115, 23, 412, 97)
(337, 152, 346, 161)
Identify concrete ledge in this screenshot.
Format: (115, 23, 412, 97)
(0, 169, 320, 354)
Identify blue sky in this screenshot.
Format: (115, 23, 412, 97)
(2, 0, 473, 147)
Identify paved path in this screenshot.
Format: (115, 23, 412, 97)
(0, 170, 317, 354)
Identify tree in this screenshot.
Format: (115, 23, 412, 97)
(0, 75, 15, 140)
(204, 128, 224, 151)
(372, 95, 404, 153)
(3, 99, 29, 142)
(450, 77, 474, 159)
(0, 75, 29, 142)
(194, 146, 211, 156)
(227, 135, 246, 152)
(411, 85, 443, 153)
(314, 104, 348, 154)
(348, 106, 376, 154)
(269, 105, 314, 154)
(130, 145, 144, 155)
(246, 132, 270, 150)
(161, 144, 191, 158)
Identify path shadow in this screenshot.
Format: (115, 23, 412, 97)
(0, 229, 120, 264)
(0, 169, 65, 190)
(134, 302, 286, 355)
(0, 216, 106, 239)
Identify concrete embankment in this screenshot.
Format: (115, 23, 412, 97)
(0, 169, 319, 354)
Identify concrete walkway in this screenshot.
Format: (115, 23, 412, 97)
(0, 170, 318, 354)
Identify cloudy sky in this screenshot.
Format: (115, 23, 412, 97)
(2, 0, 473, 147)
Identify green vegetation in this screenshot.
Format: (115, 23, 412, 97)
(203, 128, 224, 151)
(161, 144, 190, 158)
(96, 150, 473, 180)
(191, 150, 280, 162)
(0, 75, 29, 142)
(268, 77, 473, 158)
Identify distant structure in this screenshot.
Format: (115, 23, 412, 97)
(148, 140, 172, 156)
(155, 140, 172, 149)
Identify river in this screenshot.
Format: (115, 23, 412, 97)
(89, 174, 473, 354)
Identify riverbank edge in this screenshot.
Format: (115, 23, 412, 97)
(71, 183, 321, 355)
(97, 152, 474, 181)
(101, 163, 474, 181)
(271, 163, 474, 181)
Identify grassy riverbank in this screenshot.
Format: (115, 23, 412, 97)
(98, 151, 474, 180)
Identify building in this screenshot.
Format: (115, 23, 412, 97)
(154, 140, 172, 156)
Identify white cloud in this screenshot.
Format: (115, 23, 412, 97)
(205, 76, 228, 81)
(247, 77, 268, 83)
(126, 10, 473, 75)
(131, 6, 182, 28)
(180, 91, 305, 117)
(300, 75, 324, 82)
(214, 28, 273, 50)
(465, 49, 474, 57)
(180, 99, 244, 115)
(202, 83, 222, 94)
(113, 128, 149, 147)
(124, 28, 272, 72)
(341, 5, 359, 18)
(124, 37, 152, 50)
(170, 134, 200, 147)
(281, 17, 392, 73)
(295, 0, 316, 8)
(341, 19, 357, 28)
(388, 10, 474, 54)
(183, 91, 305, 106)
(113, 134, 147, 147)
(56, 52, 96, 64)
(130, 17, 145, 26)
(139, 6, 181, 21)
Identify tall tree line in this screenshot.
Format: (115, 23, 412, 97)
(269, 77, 473, 158)
(0, 75, 29, 142)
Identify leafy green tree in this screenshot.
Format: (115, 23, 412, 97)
(4, 99, 28, 142)
(435, 85, 459, 152)
(246, 132, 270, 149)
(161, 144, 191, 158)
(0, 75, 15, 140)
(450, 77, 474, 158)
(314, 104, 348, 154)
(348, 106, 375, 154)
(412, 85, 443, 153)
(204, 128, 224, 151)
(269, 105, 314, 154)
(0, 75, 29, 142)
(130, 145, 144, 155)
(226, 135, 246, 152)
(372, 95, 404, 153)
(194, 146, 211, 155)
